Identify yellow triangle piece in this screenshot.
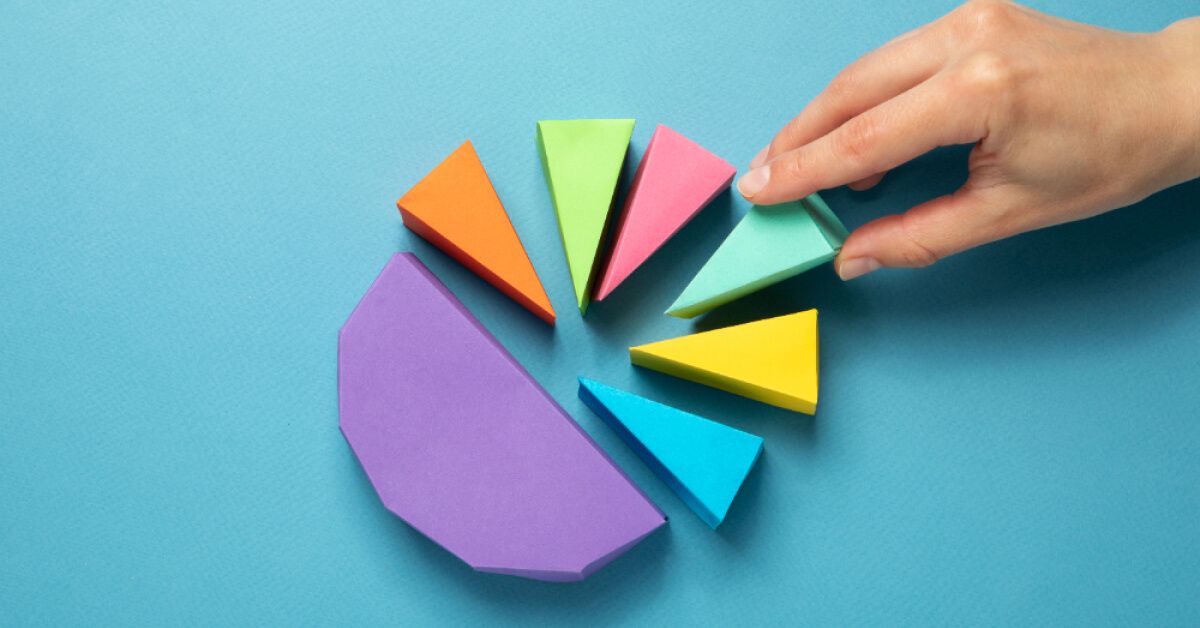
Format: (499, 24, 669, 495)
(629, 310, 819, 414)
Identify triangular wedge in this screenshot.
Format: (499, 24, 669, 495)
(537, 119, 634, 314)
(594, 125, 735, 301)
(578, 378, 763, 528)
(630, 310, 820, 414)
(398, 140, 555, 324)
(667, 195, 847, 318)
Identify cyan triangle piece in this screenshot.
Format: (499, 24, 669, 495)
(666, 194, 848, 318)
(538, 119, 635, 314)
(578, 378, 764, 529)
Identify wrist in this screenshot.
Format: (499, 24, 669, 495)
(1157, 18, 1200, 182)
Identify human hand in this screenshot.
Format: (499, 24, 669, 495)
(738, 0, 1200, 280)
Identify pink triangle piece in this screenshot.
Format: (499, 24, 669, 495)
(594, 125, 736, 301)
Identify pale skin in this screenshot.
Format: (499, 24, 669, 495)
(738, 0, 1200, 280)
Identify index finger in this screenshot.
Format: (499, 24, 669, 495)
(739, 71, 990, 205)
(752, 25, 949, 170)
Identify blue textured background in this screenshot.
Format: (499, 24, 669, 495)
(3, 1, 1199, 625)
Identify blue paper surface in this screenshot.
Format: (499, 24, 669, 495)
(2, 0, 1199, 625)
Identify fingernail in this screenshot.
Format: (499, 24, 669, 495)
(837, 257, 881, 281)
(749, 146, 769, 169)
(737, 167, 770, 198)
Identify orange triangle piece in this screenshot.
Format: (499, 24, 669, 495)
(398, 141, 556, 325)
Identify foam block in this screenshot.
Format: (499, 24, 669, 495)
(537, 119, 634, 314)
(339, 253, 665, 582)
(666, 195, 848, 318)
(594, 125, 735, 301)
(630, 310, 820, 414)
(578, 378, 763, 529)
(398, 140, 556, 324)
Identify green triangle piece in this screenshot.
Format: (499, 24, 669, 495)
(666, 194, 848, 318)
(538, 119, 635, 314)
(577, 378, 763, 529)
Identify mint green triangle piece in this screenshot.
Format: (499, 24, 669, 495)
(666, 194, 847, 318)
(577, 378, 764, 529)
(538, 119, 635, 314)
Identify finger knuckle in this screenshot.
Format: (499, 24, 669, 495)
(954, 0, 1018, 43)
(824, 70, 860, 110)
(773, 152, 807, 184)
(834, 116, 879, 165)
(955, 51, 1018, 97)
(898, 213, 942, 267)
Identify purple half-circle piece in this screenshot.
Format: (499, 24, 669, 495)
(338, 253, 666, 581)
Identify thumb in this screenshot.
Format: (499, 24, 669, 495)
(834, 187, 1017, 280)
